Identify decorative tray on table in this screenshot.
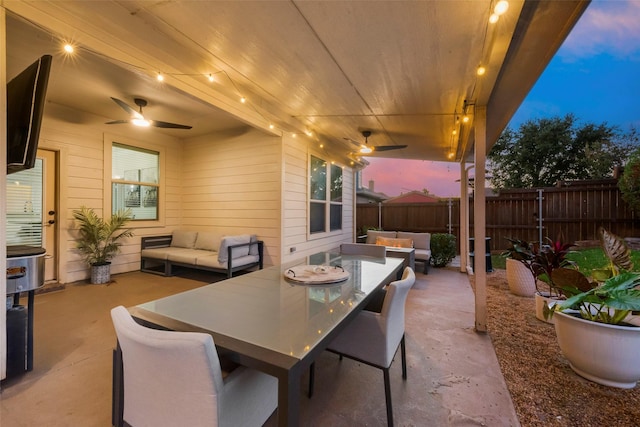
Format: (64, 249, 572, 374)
(284, 265, 350, 285)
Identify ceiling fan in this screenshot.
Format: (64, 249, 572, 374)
(106, 97, 192, 129)
(345, 130, 408, 154)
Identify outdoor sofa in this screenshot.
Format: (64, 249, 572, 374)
(140, 230, 263, 278)
(365, 230, 431, 273)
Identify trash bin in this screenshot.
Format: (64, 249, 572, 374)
(6, 305, 28, 378)
(469, 237, 493, 273)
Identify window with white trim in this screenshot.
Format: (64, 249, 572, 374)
(111, 143, 159, 220)
(310, 155, 342, 234)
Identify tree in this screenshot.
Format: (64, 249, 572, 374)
(488, 114, 636, 189)
(619, 147, 640, 213)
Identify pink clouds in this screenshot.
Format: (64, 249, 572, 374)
(560, 0, 640, 61)
(361, 158, 463, 198)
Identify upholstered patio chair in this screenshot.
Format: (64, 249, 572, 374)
(311, 267, 415, 427)
(111, 306, 277, 427)
(340, 242, 386, 258)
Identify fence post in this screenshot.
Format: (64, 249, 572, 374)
(537, 189, 543, 243)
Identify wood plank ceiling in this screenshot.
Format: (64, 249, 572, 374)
(4, 1, 589, 165)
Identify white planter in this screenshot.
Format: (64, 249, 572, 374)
(91, 262, 111, 284)
(554, 310, 640, 388)
(534, 292, 562, 323)
(506, 258, 536, 297)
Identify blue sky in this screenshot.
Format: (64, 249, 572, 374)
(363, 0, 640, 198)
(509, 0, 640, 131)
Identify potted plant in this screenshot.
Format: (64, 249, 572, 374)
(502, 237, 537, 297)
(73, 206, 134, 284)
(546, 271, 640, 388)
(529, 237, 577, 322)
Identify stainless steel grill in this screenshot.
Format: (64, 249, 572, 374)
(6, 245, 46, 294)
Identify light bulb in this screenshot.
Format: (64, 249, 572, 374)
(489, 13, 499, 24)
(448, 151, 455, 159)
(156, 73, 164, 82)
(452, 129, 457, 135)
(132, 119, 151, 127)
(494, 0, 509, 15)
(208, 74, 215, 82)
(240, 96, 246, 103)
(269, 123, 274, 129)
(63, 44, 74, 53)
(463, 115, 470, 123)
(477, 66, 486, 76)
(360, 145, 373, 154)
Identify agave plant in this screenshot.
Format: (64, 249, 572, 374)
(73, 206, 134, 265)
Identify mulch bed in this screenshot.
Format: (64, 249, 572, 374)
(472, 269, 640, 427)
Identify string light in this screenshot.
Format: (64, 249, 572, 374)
(208, 73, 215, 82)
(269, 123, 274, 129)
(156, 72, 164, 82)
(63, 43, 74, 54)
(477, 66, 486, 76)
(240, 96, 246, 103)
(494, 0, 509, 15)
(489, 14, 499, 24)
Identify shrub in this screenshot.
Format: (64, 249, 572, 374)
(619, 148, 640, 213)
(431, 233, 457, 267)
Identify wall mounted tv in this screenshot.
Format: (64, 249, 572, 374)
(6, 54, 52, 175)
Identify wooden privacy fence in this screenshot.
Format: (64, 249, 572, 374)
(356, 179, 639, 253)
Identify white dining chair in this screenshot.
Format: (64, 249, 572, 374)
(311, 267, 415, 427)
(111, 306, 277, 427)
(340, 242, 386, 258)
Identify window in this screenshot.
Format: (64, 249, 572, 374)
(111, 143, 159, 220)
(6, 159, 43, 246)
(309, 155, 342, 234)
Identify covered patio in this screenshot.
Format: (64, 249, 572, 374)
(1, 267, 519, 426)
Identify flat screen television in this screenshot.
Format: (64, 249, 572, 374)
(6, 54, 52, 175)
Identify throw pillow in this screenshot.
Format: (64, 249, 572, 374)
(375, 237, 413, 248)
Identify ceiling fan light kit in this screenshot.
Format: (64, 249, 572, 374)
(106, 97, 192, 129)
(348, 130, 407, 154)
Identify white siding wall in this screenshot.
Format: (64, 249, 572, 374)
(281, 134, 355, 262)
(181, 127, 283, 266)
(11, 103, 357, 284)
(36, 103, 183, 284)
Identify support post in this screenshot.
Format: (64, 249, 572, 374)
(473, 106, 488, 333)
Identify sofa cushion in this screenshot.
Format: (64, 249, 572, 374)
(249, 234, 259, 256)
(171, 230, 198, 249)
(197, 254, 260, 269)
(218, 234, 252, 263)
(194, 232, 221, 251)
(365, 230, 397, 244)
(376, 237, 414, 248)
(397, 232, 431, 250)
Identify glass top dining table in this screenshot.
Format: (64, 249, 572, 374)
(115, 251, 404, 427)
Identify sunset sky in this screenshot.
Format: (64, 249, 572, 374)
(362, 0, 640, 198)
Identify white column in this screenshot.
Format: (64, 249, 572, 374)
(459, 162, 468, 273)
(474, 106, 488, 333)
(1, 6, 8, 380)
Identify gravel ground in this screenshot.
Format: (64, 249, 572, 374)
(475, 269, 640, 427)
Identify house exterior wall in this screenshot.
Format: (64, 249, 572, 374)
(27, 107, 357, 284)
(35, 103, 183, 284)
(180, 127, 283, 266)
(281, 134, 355, 262)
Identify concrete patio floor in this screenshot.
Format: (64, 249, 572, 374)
(0, 266, 519, 426)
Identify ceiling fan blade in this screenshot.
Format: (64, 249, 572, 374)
(149, 120, 192, 130)
(110, 97, 139, 117)
(373, 145, 408, 151)
(105, 120, 131, 125)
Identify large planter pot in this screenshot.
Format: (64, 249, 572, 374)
(534, 292, 562, 324)
(554, 310, 640, 388)
(90, 262, 111, 284)
(505, 258, 536, 297)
